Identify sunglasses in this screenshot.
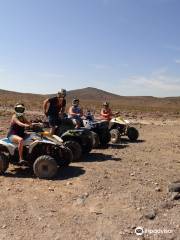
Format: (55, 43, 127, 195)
(15, 107, 25, 113)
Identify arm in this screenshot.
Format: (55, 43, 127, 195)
(100, 109, 109, 117)
(12, 115, 29, 127)
(80, 107, 83, 117)
(61, 99, 66, 114)
(68, 107, 78, 117)
(43, 99, 50, 116)
(23, 116, 31, 125)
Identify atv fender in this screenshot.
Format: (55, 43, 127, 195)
(0, 139, 16, 156)
(28, 139, 57, 154)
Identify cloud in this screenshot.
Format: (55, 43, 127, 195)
(118, 68, 180, 97)
(130, 72, 180, 92)
(90, 64, 112, 70)
(164, 45, 180, 51)
(118, 63, 129, 68)
(0, 67, 7, 73)
(102, 0, 109, 5)
(39, 73, 64, 78)
(175, 59, 180, 64)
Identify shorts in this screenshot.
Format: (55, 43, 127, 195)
(70, 116, 82, 126)
(8, 133, 28, 142)
(8, 135, 16, 142)
(48, 115, 61, 127)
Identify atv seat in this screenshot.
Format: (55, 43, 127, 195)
(1, 138, 15, 146)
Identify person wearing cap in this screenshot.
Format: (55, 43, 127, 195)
(68, 98, 83, 128)
(43, 89, 67, 134)
(100, 101, 113, 121)
(7, 103, 31, 164)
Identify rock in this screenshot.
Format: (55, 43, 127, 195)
(168, 182, 180, 192)
(84, 192, 89, 198)
(50, 209, 57, 213)
(171, 193, 180, 201)
(14, 215, 19, 220)
(155, 187, 161, 192)
(144, 209, 157, 220)
(66, 182, 73, 186)
(89, 203, 103, 215)
(160, 201, 174, 209)
(48, 187, 55, 192)
(75, 196, 86, 205)
(2, 225, 7, 229)
(136, 207, 141, 211)
(55, 237, 61, 240)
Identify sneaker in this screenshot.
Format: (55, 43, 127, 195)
(19, 159, 27, 165)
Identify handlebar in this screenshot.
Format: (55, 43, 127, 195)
(26, 122, 44, 132)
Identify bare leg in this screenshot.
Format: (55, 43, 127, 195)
(10, 135, 24, 162)
(50, 127, 56, 135)
(75, 120, 80, 129)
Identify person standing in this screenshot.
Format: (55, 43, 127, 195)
(43, 89, 67, 134)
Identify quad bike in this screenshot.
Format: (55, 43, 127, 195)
(82, 117, 111, 148)
(0, 123, 73, 179)
(44, 117, 94, 161)
(109, 116, 139, 143)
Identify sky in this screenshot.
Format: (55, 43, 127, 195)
(0, 0, 180, 97)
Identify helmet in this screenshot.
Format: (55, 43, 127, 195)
(72, 98, 79, 106)
(15, 103, 25, 117)
(103, 101, 109, 107)
(58, 89, 66, 97)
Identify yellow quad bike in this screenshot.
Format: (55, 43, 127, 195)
(109, 116, 139, 143)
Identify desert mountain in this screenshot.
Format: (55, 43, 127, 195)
(0, 87, 180, 112)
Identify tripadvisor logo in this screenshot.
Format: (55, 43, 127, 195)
(135, 227, 144, 236)
(135, 226, 173, 236)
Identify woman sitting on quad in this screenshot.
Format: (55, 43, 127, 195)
(100, 102, 113, 121)
(7, 103, 31, 164)
(68, 98, 83, 128)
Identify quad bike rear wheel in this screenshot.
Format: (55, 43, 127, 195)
(99, 129, 111, 148)
(127, 127, 139, 142)
(0, 154, 9, 174)
(33, 155, 58, 179)
(81, 138, 93, 154)
(58, 147, 73, 167)
(110, 129, 120, 143)
(63, 141, 82, 162)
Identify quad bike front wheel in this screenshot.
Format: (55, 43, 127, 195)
(0, 154, 9, 174)
(63, 141, 82, 162)
(127, 127, 139, 142)
(33, 155, 58, 179)
(110, 129, 120, 143)
(91, 131, 99, 148)
(58, 147, 73, 167)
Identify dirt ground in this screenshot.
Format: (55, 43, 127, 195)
(0, 114, 180, 240)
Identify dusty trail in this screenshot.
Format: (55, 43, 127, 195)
(0, 116, 179, 240)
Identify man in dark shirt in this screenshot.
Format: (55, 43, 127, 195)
(43, 89, 66, 134)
